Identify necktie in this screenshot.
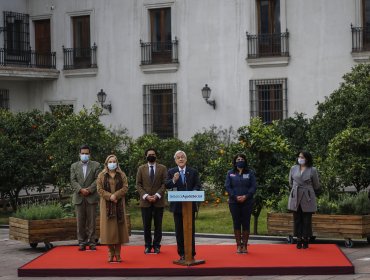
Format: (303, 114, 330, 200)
(150, 166, 154, 182)
(180, 170, 185, 184)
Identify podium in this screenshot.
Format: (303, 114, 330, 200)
(168, 191, 206, 266)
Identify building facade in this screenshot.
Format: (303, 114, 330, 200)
(0, 0, 368, 139)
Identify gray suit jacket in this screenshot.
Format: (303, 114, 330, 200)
(287, 165, 320, 212)
(70, 160, 101, 205)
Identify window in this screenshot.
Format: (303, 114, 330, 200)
(150, 8, 172, 63)
(72, 15, 91, 68)
(3, 11, 29, 59)
(143, 84, 177, 138)
(0, 89, 10, 110)
(250, 79, 287, 123)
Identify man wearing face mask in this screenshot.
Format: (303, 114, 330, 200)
(70, 144, 101, 251)
(136, 148, 167, 254)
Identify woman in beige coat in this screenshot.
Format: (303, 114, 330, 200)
(97, 155, 129, 262)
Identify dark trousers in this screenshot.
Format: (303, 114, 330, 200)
(229, 199, 253, 231)
(141, 206, 164, 249)
(173, 211, 196, 257)
(293, 205, 313, 238)
(75, 199, 97, 246)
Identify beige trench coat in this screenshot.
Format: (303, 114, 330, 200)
(97, 170, 129, 244)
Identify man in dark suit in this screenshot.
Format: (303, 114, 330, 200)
(136, 148, 167, 254)
(70, 144, 101, 251)
(165, 150, 201, 260)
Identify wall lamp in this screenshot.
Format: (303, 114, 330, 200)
(97, 89, 112, 113)
(201, 84, 216, 109)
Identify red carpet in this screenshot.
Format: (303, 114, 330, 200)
(19, 244, 354, 277)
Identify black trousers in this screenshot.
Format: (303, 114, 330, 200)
(293, 205, 313, 238)
(173, 211, 196, 257)
(229, 199, 253, 231)
(141, 206, 164, 249)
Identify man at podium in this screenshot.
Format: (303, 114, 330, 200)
(165, 150, 201, 261)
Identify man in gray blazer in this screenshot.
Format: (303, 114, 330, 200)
(136, 148, 167, 254)
(70, 144, 101, 251)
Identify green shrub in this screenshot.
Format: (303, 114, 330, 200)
(13, 201, 66, 220)
(337, 194, 356, 215)
(354, 192, 370, 215)
(273, 194, 289, 213)
(273, 192, 370, 215)
(317, 194, 338, 214)
(337, 192, 370, 215)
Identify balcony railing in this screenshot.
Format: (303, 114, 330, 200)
(247, 31, 289, 59)
(63, 43, 97, 70)
(0, 48, 56, 69)
(140, 39, 179, 65)
(351, 25, 370, 52)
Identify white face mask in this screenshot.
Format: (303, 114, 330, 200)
(80, 154, 90, 162)
(298, 158, 306, 165)
(107, 162, 117, 170)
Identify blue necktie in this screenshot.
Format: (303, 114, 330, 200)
(180, 170, 185, 184)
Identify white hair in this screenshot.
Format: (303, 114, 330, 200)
(174, 150, 187, 159)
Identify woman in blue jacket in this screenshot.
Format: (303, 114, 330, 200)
(225, 153, 256, 254)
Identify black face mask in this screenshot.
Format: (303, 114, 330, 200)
(146, 155, 156, 163)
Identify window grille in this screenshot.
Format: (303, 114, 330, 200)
(250, 78, 287, 123)
(143, 84, 177, 138)
(3, 11, 30, 55)
(0, 89, 9, 109)
(49, 104, 74, 115)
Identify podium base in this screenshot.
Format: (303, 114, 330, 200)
(173, 259, 205, 266)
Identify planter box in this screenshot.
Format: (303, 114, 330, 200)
(9, 217, 100, 248)
(267, 212, 370, 247)
(9, 214, 131, 248)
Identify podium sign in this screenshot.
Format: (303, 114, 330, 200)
(168, 191, 205, 266)
(168, 191, 205, 202)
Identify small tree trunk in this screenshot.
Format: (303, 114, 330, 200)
(252, 205, 262, 235)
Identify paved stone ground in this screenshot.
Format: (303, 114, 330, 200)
(1, 227, 370, 280)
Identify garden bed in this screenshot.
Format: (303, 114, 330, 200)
(267, 212, 370, 247)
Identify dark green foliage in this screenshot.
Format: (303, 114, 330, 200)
(309, 64, 370, 158)
(276, 112, 310, 154)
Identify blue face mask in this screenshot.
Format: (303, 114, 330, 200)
(80, 154, 90, 162)
(236, 161, 246, 169)
(108, 162, 117, 171)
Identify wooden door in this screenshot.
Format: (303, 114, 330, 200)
(150, 8, 171, 63)
(257, 0, 281, 56)
(72, 16, 91, 68)
(34, 19, 51, 67)
(363, 0, 370, 50)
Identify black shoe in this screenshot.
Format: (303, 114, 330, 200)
(296, 239, 302, 249)
(78, 245, 86, 251)
(153, 247, 160, 254)
(144, 247, 151, 254)
(303, 239, 309, 249)
(89, 244, 96, 251)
